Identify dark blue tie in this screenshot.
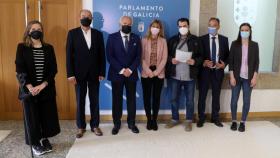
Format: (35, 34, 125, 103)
(211, 36, 216, 65)
(124, 35, 129, 52)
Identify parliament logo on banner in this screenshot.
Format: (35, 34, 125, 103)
(92, 0, 190, 111)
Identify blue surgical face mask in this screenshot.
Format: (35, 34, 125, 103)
(240, 31, 250, 39)
(208, 27, 217, 35)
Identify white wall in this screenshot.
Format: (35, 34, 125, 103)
(82, 0, 280, 115)
(217, 0, 278, 72)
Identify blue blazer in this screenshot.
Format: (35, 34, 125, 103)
(106, 31, 141, 81)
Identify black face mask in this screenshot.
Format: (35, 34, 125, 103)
(30, 30, 43, 40)
(121, 25, 132, 34)
(80, 17, 92, 27)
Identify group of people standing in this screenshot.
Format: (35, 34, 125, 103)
(15, 9, 259, 156)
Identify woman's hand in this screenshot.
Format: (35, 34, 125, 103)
(229, 71, 236, 87)
(230, 77, 236, 87)
(250, 72, 258, 87)
(32, 82, 48, 96)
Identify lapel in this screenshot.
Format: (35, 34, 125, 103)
(90, 28, 94, 51)
(156, 37, 162, 63)
(247, 41, 253, 67)
(117, 31, 127, 53)
(128, 33, 135, 53)
(78, 28, 90, 51)
(205, 35, 211, 59)
(218, 35, 222, 58)
(26, 46, 35, 75)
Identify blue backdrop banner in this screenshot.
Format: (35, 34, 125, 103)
(92, 0, 190, 110)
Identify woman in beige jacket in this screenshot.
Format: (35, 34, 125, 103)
(141, 19, 168, 131)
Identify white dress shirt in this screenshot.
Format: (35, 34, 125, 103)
(209, 34, 219, 63)
(81, 27, 91, 49)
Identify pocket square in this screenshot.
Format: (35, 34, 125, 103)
(133, 43, 137, 46)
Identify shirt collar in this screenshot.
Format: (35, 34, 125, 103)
(209, 34, 218, 39)
(81, 27, 91, 35)
(120, 31, 130, 38)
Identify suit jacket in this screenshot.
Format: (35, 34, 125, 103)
(66, 27, 106, 81)
(15, 43, 57, 99)
(165, 33, 203, 79)
(141, 37, 168, 79)
(229, 40, 259, 82)
(199, 34, 229, 74)
(106, 31, 141, 82)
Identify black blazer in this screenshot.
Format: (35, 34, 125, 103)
(165, 33, 203, 79)
(66, 27, 106, 81)
(229, 40, 259, 82)
(199, 34, 230, 70)
(15, 43, 57, 98)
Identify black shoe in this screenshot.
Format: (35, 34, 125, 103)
(152, 120, 158, 131)
(213, 120, 223, 127)
(32, 145, 47, 156)
(238, 122, 245, 132)
(197, 120, 204, 128)
(230, 122, 238, 131)
(146, 120, 152, 130)
(41, 138, 52, 153)
(112, 126, 120, 135)
(128, 125, 139, 134)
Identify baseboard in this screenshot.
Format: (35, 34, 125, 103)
(92, 111, 280, 122)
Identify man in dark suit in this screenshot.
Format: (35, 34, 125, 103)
(106, 16, 141, 135)
(66, 10, 106, 138)
(197, 17, 229, 128)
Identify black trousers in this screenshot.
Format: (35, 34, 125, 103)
(141, 77, 163, 121)
(198, 68, 224, 121)
(111, 79, 137, 128)
(23, 95, 60, 145)
(75, 75, 100, 129)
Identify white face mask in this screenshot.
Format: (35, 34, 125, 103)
(151, 27, 160, 35)
(179, 27, 188, 35)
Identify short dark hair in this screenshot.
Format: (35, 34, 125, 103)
(177, 18, 189, 26)
(209, 17, 220, 25)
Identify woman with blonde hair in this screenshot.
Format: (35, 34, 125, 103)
(141, 19, 168, 130)
(15, 20, 60, 156)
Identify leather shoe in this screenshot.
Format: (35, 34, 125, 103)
(213, 120, 223, 127)
(112, 126, 120, 135)
(196, 120, 204, 128)
(128, 125, 139, 134)
(91, 127, 103, 136)
(76, 129, 86, 138)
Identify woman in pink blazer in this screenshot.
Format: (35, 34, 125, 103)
(141, 19, 168, 131)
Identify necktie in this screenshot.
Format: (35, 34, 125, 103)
(124, 35, 129, 52)
(211, 36, 216, 65)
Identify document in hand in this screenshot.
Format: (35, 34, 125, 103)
(175, 49, 192, 63)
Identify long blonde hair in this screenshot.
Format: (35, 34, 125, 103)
(145, 19, 165, 39)
(23, 20, 45, 47)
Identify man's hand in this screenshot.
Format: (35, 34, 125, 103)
(68, 76, 77, 85)
(99, 76, 105, 81)
(123, 69, 132, 77)
(216, 60, 225, 69)
(203, 60, 214, 68)
(186, 59, 195, 65)
(172, 58, 179, 65)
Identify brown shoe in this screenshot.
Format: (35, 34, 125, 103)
(76, 129, 86, 138)
(165, 120, 180, 129)
(91, 127, 103, 136)
(185, 122, 192, 132)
